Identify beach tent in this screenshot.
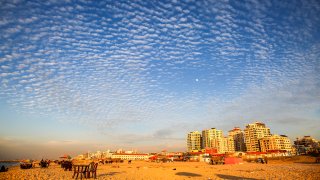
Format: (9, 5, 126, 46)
(149, 155, 158, 160)
(224, 157, 243, 164)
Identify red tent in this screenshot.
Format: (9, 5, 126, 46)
(149, 155, 158, 160)
(224, 157, 243, 164)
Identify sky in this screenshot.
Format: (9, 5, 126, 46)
(0, 0, 319, 160)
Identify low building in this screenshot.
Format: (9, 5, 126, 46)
(186, 152, 204, 162)
(204, 147, 218, 155)
(294, 136, 320, 154)
(111, 153, 150, 161)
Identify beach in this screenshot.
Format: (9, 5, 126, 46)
(1, 156, 319, 180)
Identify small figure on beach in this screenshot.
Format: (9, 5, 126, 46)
(256, 158, 265, 164)
(99, 160, 104, 164)
(0, 165, 8, 172)
(128, 160, 132, 164)
(40, 159, 49, 168)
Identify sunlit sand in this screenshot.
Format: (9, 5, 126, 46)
(1, 156, 319, 179)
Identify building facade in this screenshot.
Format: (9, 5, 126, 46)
(259, 134, 292, 153)
(244, 122, 271, 152)
(112, 153, 150, 160)
(294, 136, 320, 154)
(187, 122, 294, 154)
(228, 127, 246, 152)
(220, 136, 235, 153)
(202, 128, 222, 150)
(187, 131, 202, 152)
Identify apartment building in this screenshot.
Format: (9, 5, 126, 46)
(228, 127, 246, 152)
(259, 134, 292, 153)
(244, 122, 271, 152)
(202, 128, 222, 148)
(220, 136, 235, 153)
(187, 131, 202, 152)
(202, 128, 223, 152)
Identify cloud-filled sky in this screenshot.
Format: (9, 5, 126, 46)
(0, 0, 319, 160)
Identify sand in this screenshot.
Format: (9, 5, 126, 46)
(1, 157, 319, 179)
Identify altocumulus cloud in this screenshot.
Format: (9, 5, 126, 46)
(0, 0, 319, 153)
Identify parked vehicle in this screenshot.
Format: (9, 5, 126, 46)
(256, 158, 266, 164)
(209, 156, 225, 165)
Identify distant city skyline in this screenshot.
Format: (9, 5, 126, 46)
(1, 0, 319, 160)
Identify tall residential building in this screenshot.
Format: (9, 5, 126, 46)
(244, 122, 271, 152)
(228, 127, 246, 152)
(259, 134, 292, 153)
(220, 136, 235, 153)
(187, 131, 202, 152)
(202, 128, 223, 152)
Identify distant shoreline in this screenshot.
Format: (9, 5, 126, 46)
(0, 160, 20, 163)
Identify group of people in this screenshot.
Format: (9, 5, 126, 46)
(19, 159, 51, 169)
(60, 160, 72, 171)
(39, 159, 50, 168)
(20, 163, 33, 169)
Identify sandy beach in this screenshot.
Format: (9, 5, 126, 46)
(1, 156, 319, 180)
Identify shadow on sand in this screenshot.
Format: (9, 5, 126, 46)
(98, 171, 122, 177)
(175, 172, 202, 177)
(216, 174, 258, 180)
(294, 162, 319, 164)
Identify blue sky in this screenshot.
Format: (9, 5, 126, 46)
(0, 0, 319, 159)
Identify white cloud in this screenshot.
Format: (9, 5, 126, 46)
(0, 0, 319, 155)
